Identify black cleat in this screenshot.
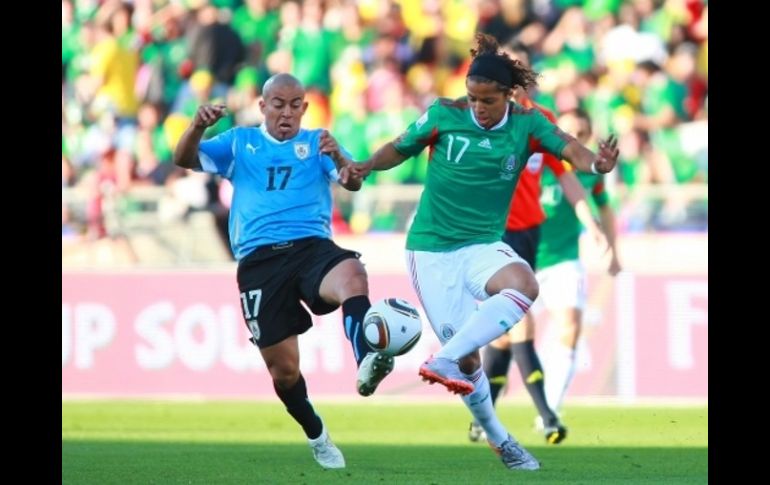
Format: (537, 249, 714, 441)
(543, 420, 568, 445)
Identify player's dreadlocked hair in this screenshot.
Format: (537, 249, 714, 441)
(468, 33, 539, 93)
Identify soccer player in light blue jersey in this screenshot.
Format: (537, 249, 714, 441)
(174, 73, 392, 470)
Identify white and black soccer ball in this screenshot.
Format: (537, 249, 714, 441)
(363, 298, 422, 357)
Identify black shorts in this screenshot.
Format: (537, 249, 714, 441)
(236, 237, 360, 348)
(502, 225, 541, 270)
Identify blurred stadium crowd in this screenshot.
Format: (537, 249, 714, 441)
(61, 0, 707, 262)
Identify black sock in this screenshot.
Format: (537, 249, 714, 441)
(482, 346, 513, 406)
(511, 340, 558, 425)
(342, 295, 372, 366)
(274, 374, 323, 440)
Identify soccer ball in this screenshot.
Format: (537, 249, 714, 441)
(363, 298, 422, 356)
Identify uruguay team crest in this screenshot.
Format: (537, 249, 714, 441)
(294, 142, 310, 160)
(247, 319, 261, 342)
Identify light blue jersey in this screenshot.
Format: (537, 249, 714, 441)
(197, 124, 348, 261)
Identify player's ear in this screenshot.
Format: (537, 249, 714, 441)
(258, 97, 266, 113)
(301, 100, 309, 115)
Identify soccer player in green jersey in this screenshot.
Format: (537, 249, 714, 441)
(537, 108, 621, 418)
(345, 33, 619, 471)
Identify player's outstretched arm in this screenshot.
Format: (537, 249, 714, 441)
(561, 134, 619, 175)
(319, 130, 362, 191)
(173, 104, 227, 170)
(598, 203, 622, 276)
(348, 142, 409, 181)
(558, 171, 608, 252)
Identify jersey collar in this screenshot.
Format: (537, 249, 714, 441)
(260, 123, 294, 144)
(469, 105, 509, 131)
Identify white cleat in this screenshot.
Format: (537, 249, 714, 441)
(493, 435, 540, 470)
(308, 427, 346, 469)
(357, 352, 395, 396)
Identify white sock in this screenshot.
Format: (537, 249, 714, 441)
(436, 289, 532, 361)
(544, 344, 576, 413)
(461, 368, 510, 447)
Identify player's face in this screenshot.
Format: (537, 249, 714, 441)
(465, 79, 511, 129)
(259, 84, 308, 141)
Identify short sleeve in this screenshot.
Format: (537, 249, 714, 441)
(199, 128, 237, 178)
(393, 100, 440, 158)
(529, 109, 572, 160)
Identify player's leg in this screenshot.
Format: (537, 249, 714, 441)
(305, 239, 393, 396)
(406, 249, 507, 435)
(540, 261, 586, 415)
(470, 324, 513, 442)
(407, 248, 538, 470)
(317, 256, 372, 366)
(478, 227, 537, 416)
(508, 311, 566, 443)
(458, 353, 539, 470)
(457, 243, 539, 469)
(494, 227, 563, 441)
(482, 331, 513, 410)
(543, 307, 581, 412)
(260, 336, 345, 469)
(407, 248, 478, 395)
(236, 243, 344, 469)
(433, 241, 537, 366)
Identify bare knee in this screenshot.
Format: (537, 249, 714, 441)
(261, 338, 301, 389)
(319, 258, 368, 303)
(339, 270, 368, 298)
(267, 360, 300, 389)
(486, 262, 539, 301)
(517, 274, 539, 302)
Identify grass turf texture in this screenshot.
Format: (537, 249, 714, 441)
(63, 401, 707, 484)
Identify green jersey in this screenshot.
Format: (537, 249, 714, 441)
(537, 165, 609, 269)
(395, 97, 570, 251)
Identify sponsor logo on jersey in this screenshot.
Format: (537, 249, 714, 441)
(294, 142, 310, 160)
(478, 138, 492, 149)
(246, 143, 259, 154)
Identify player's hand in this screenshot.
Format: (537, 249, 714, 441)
(607, 252, 622, 277)
(589, 227, 609, 255)
(338, 164, 351, 185)
(193, 104, 227, 129)
(594, 134, 619, 173)
(319, 130, 342, 161)
(348, 160, 374, 180)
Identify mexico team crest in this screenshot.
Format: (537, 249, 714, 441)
(294, 142, 310, 160)
(499, 154, 518, 180)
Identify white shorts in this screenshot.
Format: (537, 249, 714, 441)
(536, 260, 587, 311)
(405, 241, 528, 344)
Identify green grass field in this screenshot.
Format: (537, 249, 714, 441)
(62, 400, 707, 484)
